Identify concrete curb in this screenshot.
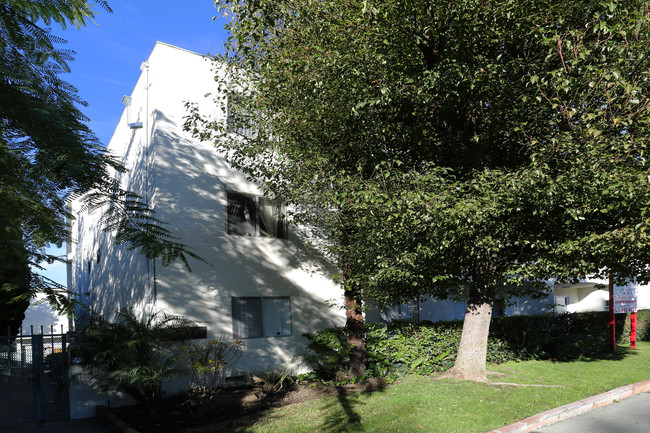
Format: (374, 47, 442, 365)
(96, 406, 140, 433)
(487, 378, 650, 433)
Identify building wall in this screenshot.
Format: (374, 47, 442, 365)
(366, 290, 555, 324)
(68, 49, 151, 322)
(553, 282, 600, 305)
(68, 42, 346, 375)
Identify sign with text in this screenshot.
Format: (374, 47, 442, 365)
(614, 283, 638, 313)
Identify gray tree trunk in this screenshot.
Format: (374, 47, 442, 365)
(443, 295, 493, 382)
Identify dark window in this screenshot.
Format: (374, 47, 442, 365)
(382, 299, 419, 323)
(231, 297, 292, 338)
(492, 298, 506, 317)
(226, 96, 255, 138)
(226, 192, 287, 238)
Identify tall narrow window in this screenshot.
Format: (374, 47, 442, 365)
(232, 297, 263, 338)
(226, 192, 287, 238)
(258, 197, 286, 238)
(232, 297, 292, 338)
(226, 95, 255, 138)
(227, 193, 257, 236)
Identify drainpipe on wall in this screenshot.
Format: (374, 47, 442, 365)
(140, 60, 157, 314)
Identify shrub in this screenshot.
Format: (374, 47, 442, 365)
(638, 310, 650, 341)
(620, 309, 650, 344)
(303, 321, 462, 378)
(253, 367, 296, 394)
(71, 308, 195, 417)
(367, 321, 461, 375)
(184, 337, 243, 417)
(302, 326, 350, 380)
(303, 310, 650, 379)
(186, 337, 243, 389)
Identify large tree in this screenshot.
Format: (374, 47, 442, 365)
(191, 0, 650, 380)
(1, 0, 203, 332)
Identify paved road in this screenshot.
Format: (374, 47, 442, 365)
(0, 418, 111, 433)
(533, 392, 650, 433)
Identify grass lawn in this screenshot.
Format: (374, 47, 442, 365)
(182, 342, 650, 433)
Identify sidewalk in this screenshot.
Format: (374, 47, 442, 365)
(533, 391, 650, 433)
(488, 378, 650, 433)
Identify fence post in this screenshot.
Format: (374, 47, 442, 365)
(31, 334, 44, 422)
(62, 333, 70, 419)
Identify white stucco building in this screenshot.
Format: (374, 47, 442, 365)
(67, 42, 346, 377)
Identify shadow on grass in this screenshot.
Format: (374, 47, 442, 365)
(318, 387, 364, 432)
(549, 345, 640, 363)
(214, 380, 386, 433)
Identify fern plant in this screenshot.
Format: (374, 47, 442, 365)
(71, 308, 196, 417)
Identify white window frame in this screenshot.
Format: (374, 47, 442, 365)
(231, 296, 292, 338)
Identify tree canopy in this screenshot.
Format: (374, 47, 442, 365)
(1, 0, 203, 333)
(191, 0, 650, 380)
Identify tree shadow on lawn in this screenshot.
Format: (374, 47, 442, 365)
(195, 378, 387, 433)
(548, 345, 638, 363)
(318, 386, 365, 433)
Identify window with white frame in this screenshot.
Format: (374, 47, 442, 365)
(226, 192, 287, 238)
(231, 297, 292, 338)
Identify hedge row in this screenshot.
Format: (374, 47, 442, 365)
(620, 309, 650, 343)
(302, 311, 648, 379)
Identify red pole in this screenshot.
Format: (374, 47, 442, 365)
(609, 274, 616, 352)
(631, 311, 637, 349)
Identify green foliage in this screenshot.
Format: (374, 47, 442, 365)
(303, 322, 463, 379)
(184, 336, 244, 418)
(0, 0, 112, 317)
(490, 312, 630, 361)
(0, 237, 30, 334)
(254, 367, 297, 394)
(186, 337, 243, 390)
(618, 309, 650, 343)
(81, 181, 209, 270)
(1, 0, 204, 319)
(198, 0, 650, 296)
(304, 311, 649, 378)
(367, 321, 461, 375)
(71, 308, 194, 417)
(637, 310, 650, 341)
(195, 0, 650, 377)
(192, 343, 650, 433)
(302, 327, 351, 380)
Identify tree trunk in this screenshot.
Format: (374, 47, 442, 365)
(338, 209, 366, 378)
(443, 284, 494, 382)
(344, 285, 366, 377)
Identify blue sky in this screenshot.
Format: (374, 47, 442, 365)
(65, 1, 229, 145)
(41, 1, 230, 285)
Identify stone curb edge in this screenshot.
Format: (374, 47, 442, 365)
(96, 406, 140, 433)
(487, 378, 650, 433)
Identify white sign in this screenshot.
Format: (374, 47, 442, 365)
(614, 283, 638, 313)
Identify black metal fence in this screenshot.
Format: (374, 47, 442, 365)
(0, 326, 70, 426)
